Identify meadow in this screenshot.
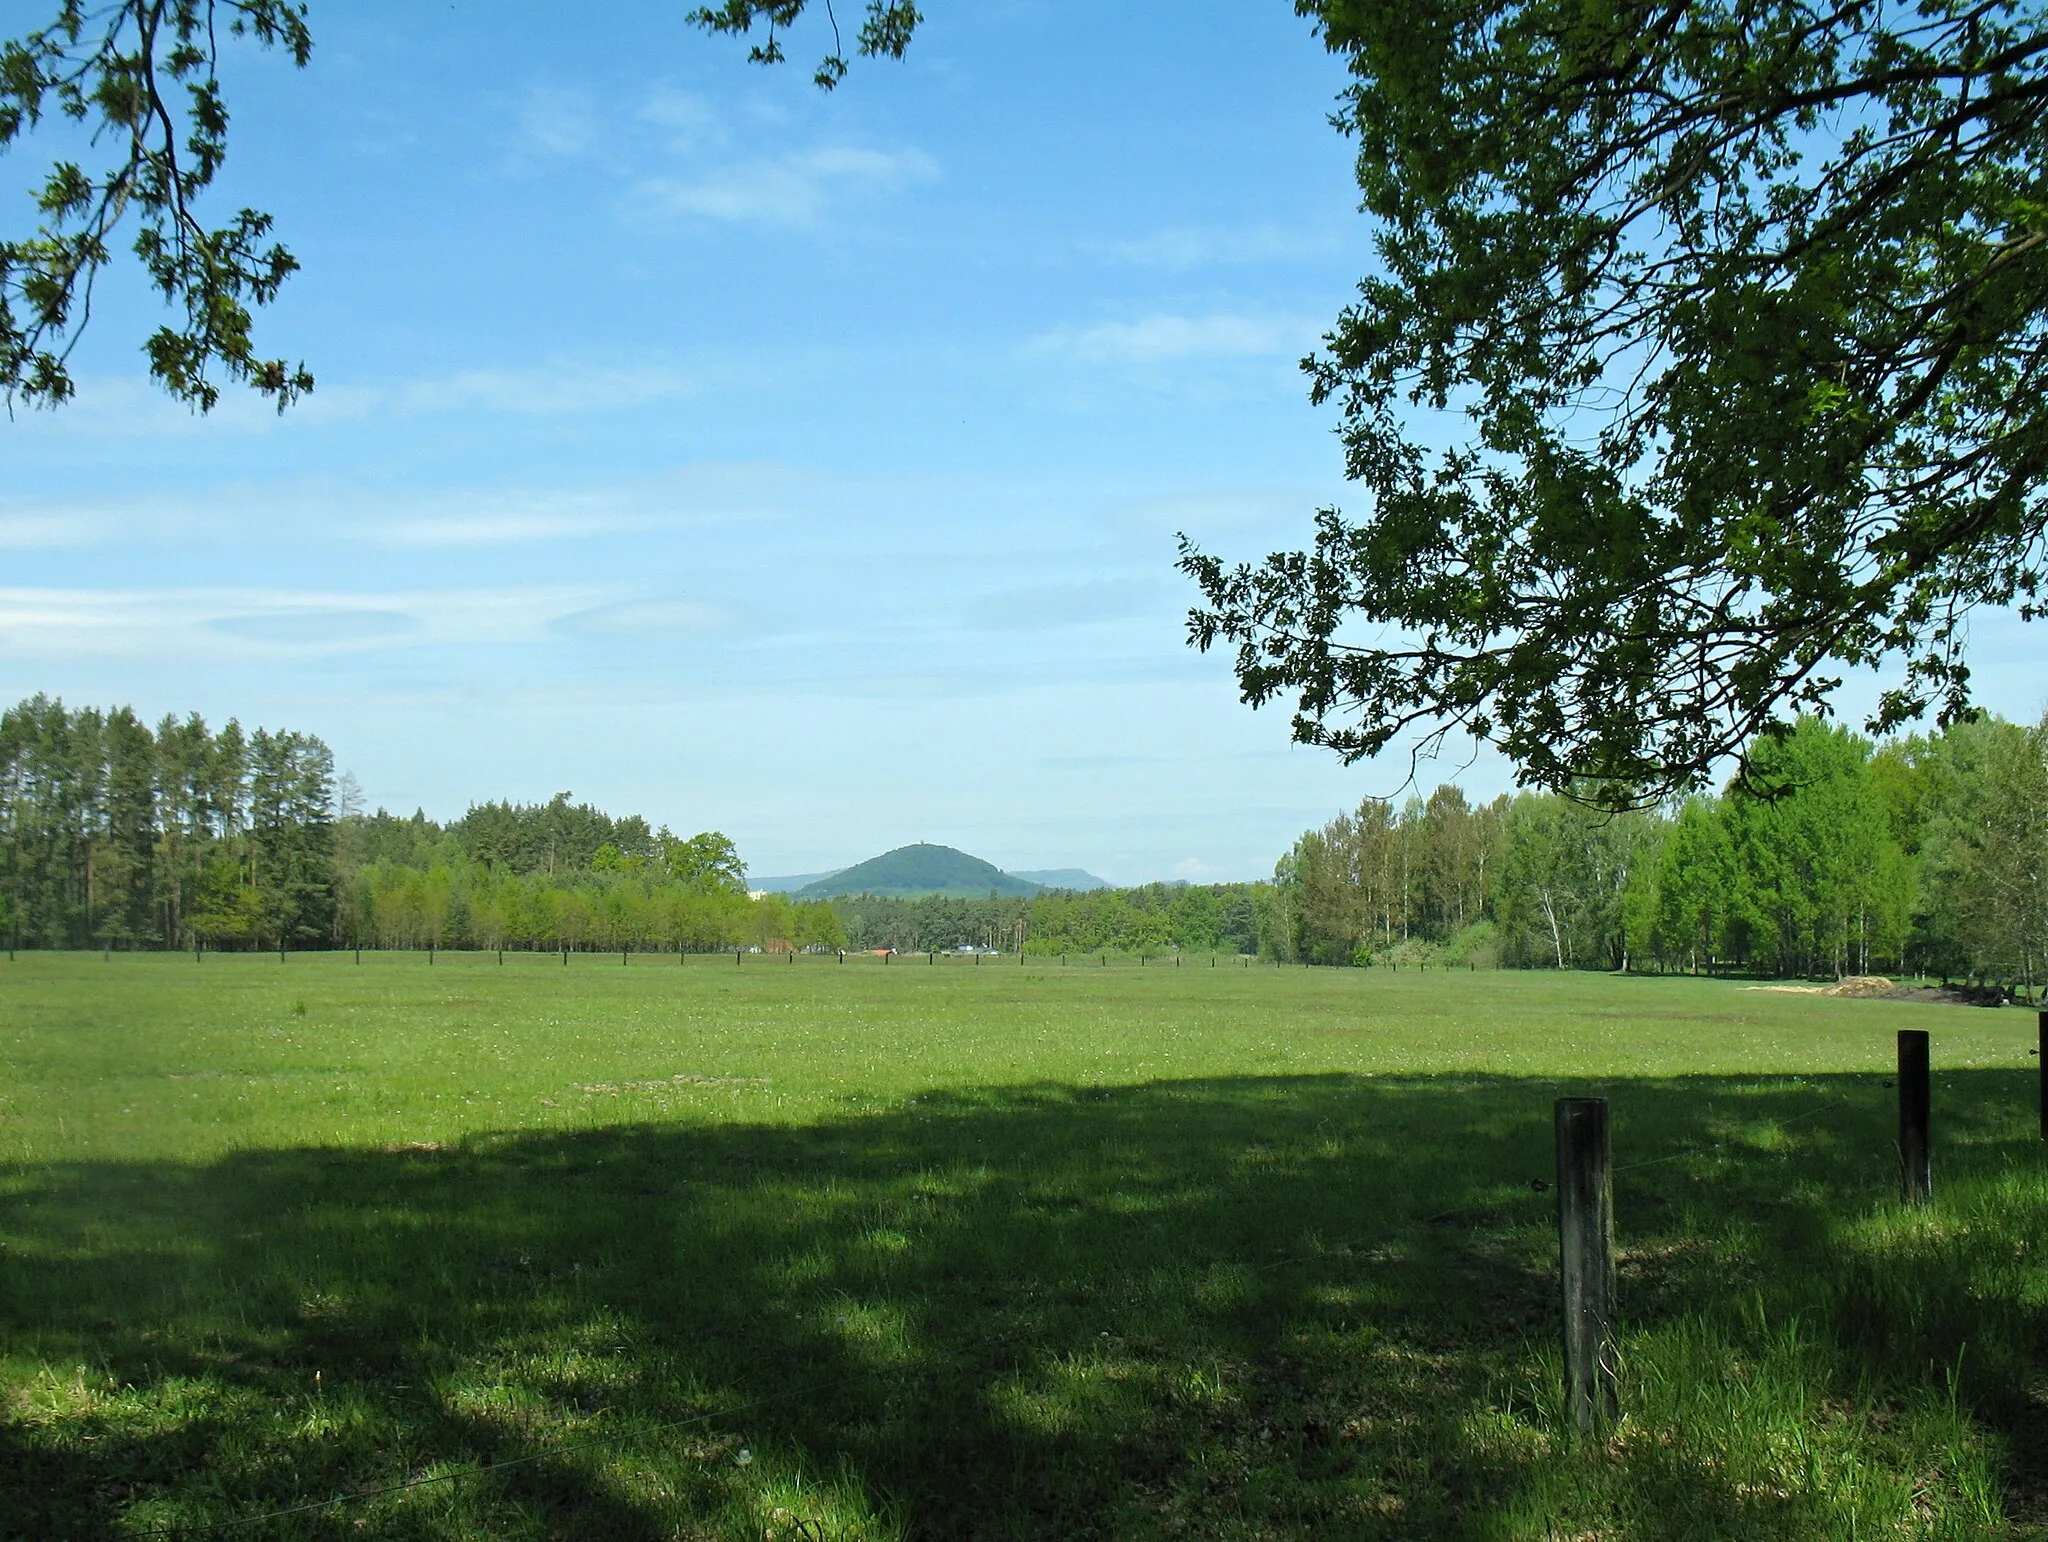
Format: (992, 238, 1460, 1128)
(0, 951, 2042, 1540)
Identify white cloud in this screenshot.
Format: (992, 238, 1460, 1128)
(1024, 314, 1319, 364)
(638, 145, 938, 226)
(1090, 225, 1339, 270)
(0, 585, 609, 660)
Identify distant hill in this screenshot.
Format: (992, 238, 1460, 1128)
(795, 844, 1043, 899)
(747, 870, 843, 894)
(1010, 868, 1111, 892)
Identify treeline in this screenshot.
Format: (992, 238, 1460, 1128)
(828, 882, 1266, 956)
(1275, 714, 2048, 989)
(18, 693, 2038, 984)
(0, 696, 824, 953)
(0, 695, 1267, 958)
(1, 696, 339, 950)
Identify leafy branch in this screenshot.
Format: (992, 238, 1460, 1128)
(0, 0, 313, 412)
(1182, 0, 2048, 804)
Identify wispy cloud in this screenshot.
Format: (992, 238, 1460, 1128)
(0, 511, 107, 549)
(1024, 314, 1319, 364)
(208, 610, 421, 646)
(1089, 225, 1338, 270)
(552, 599, 727, 639)
(0, 585, 610, 660)
(391, 363, 699, 416)
(0, 461, 825, 554)
(370, 486, 677, 549)
(636, 88, 727, 152)
(639, 145, 938, 226)
(515, 85, 601, 159)
(369, 463, 812, 548)
(8, 357, 715, 440)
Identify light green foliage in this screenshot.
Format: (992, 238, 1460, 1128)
(1493, 794, 1661, 971)
(1722, 720, 1914, 978)
(1655, 799, 1739, 975)
(672, 830, 748, 895)
(0, 957, 2037, 1537)
(1272, 790, 1508, 964)
(1903, 712, 2048, 987)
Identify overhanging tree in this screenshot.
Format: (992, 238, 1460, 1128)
(1181, 0, 2048, 800)
(1, 0, 314, 410)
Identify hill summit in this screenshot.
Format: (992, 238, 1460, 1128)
(795, 844, 1043, 899)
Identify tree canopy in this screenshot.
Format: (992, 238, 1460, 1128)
(8, 0, 2044, 797)
(1183, 0, 2048, 801)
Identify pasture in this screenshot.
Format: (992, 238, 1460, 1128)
(1, 952, 2042, 1539)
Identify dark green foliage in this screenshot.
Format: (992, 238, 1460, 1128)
(1182, 0, 2048, 801)
(451, 793, 663, 877)
(248, 727, 335, 946)
(688, 0, 921, 90)
(0, 694, 332, 950)
(825, 882, 1268, 956)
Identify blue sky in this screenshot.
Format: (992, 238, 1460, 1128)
(4, 2, 2041, 884)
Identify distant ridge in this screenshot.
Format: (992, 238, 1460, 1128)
(795, 844, 1042, 899)
(1010, 868, 1111, 892)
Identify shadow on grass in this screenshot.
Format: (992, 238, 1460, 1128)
(3, 1070, 2043, 1539)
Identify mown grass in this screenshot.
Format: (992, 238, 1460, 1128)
(0, 951, 2042, 1539)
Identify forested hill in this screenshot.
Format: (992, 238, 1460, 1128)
(795, 844, 1042, 899)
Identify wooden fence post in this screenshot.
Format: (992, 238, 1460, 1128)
(1898, 1028, 1931, 1205)
(1555, 1097, 1618, 1435)
(2037, 1009, 2045, 1142)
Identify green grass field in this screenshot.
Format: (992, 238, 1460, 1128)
(2, 951, 2042, 1539)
